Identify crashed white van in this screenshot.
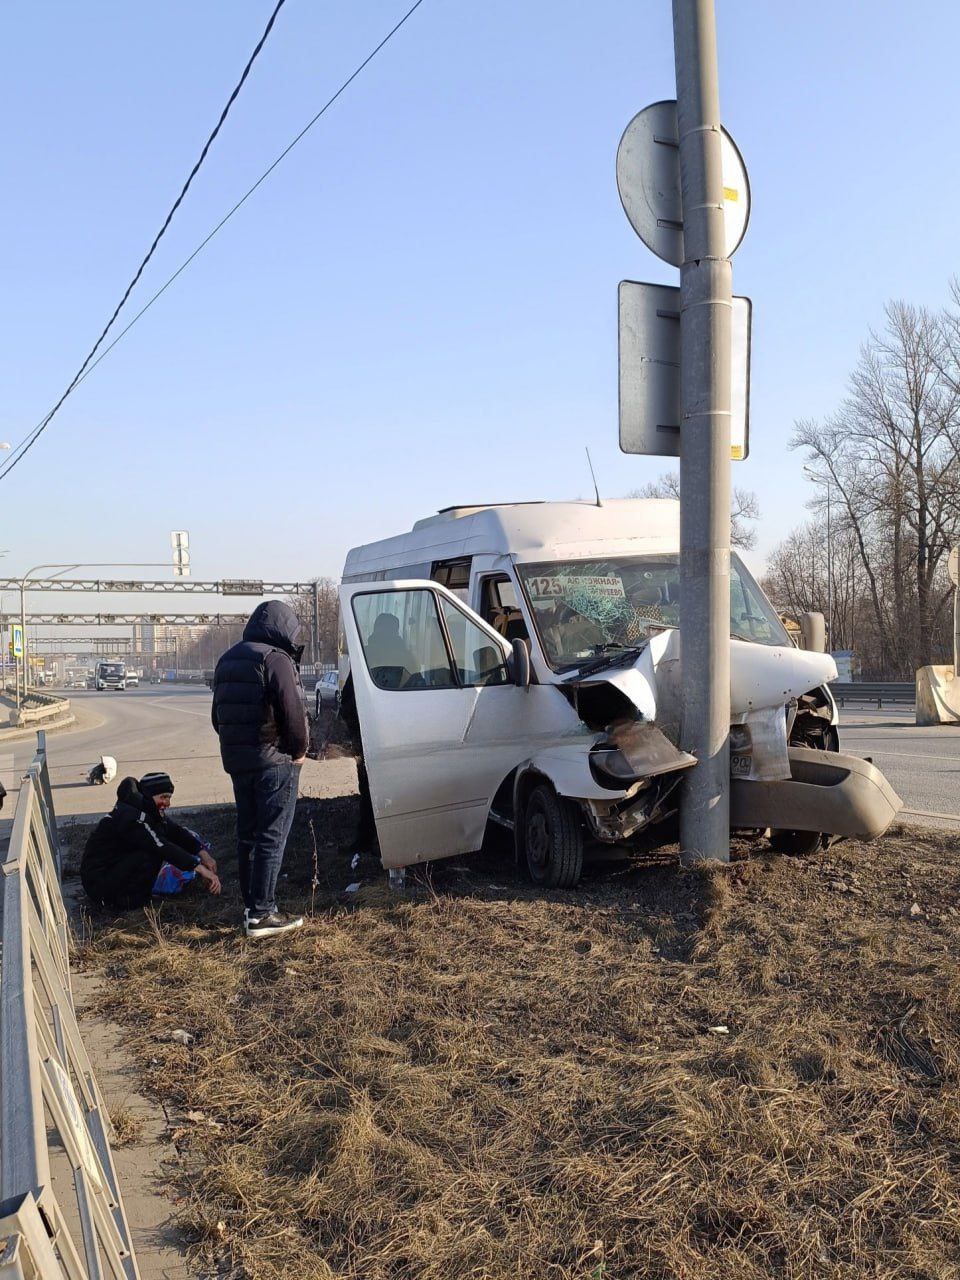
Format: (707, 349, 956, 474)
(339, 500, 901, 886)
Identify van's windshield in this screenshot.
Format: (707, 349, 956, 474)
(517, 554, 790, 672)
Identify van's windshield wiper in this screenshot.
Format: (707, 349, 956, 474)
(564, 643, 645, 680)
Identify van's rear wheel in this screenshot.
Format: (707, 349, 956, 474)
(769, 828, 823, 857)
(524, 784, 583, 888)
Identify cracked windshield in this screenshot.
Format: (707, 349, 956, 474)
(518, 554, 790, 671)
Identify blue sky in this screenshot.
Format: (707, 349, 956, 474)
(3, 0, 959, 611)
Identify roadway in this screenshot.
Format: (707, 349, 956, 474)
(2, 689, 959, 838)
(838, 704, 960, 827)
(0, 686, 355, 833)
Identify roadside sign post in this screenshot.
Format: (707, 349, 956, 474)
(619, 281, 751, 459)
(617, 0, 740, 862)
(171, 531, 190, 578)
(11, 622, 24, 712)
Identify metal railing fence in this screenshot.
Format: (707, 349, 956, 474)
(832, 681, 915, 708)
(0, 735, 140, 1279)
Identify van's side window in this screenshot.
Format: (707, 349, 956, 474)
(352, 590, 455, 691)
(480, 575, 529, 644)
(430, 558, 471, 601)
(439, 599, 511, 687)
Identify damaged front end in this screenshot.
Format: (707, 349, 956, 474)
(585, 719, 696, 842)
(552, 670, 696, 844)
(555, 631, 900, 850)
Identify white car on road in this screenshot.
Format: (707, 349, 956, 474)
(314, 670, 340, 716)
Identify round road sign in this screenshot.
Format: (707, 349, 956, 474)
(616, 99, 750, 267)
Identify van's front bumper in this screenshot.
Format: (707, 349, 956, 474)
(730, 746, 902, 840)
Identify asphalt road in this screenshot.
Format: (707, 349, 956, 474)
(3, 688, 959, 840)
(0, 686, 356, 833)
(838, 704, 960, 827)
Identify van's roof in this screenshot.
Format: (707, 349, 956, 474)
(343, 498, 681, 578)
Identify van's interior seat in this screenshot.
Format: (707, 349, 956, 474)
(491, 607, 529, 643)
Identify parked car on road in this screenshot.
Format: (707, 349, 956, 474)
(314, 670, 340, 716)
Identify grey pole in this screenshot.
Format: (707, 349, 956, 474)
(20, 579, 27, 707)
(826, 483, 833, 650)
(673, 0, 732, 863)
(954, 583, 959, 676)
(312, 580, 321, 668)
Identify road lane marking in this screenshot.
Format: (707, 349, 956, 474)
(901, 807, 960, 824)
(844, 748, 960, 764)
(142, 702, 212, 719)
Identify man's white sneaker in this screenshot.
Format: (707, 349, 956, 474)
(244, 910, 304, 939)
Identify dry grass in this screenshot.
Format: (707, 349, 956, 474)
(108, 1103, 147, 1147)
(69, 800, 960, 1280)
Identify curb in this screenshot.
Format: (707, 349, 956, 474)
(0, 713, 76, 744)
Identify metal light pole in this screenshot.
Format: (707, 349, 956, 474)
(803, 466, 833, 650)
(674, 0, 733, 863)
(312, 580, 321, 668)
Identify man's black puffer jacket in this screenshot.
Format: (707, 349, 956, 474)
(211, 599, 309, 774)
(81, 778, 202, 910)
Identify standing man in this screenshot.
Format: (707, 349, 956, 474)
(212, 600, 309, 939)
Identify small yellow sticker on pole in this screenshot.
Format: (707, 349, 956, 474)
(723, 186, 739, 202)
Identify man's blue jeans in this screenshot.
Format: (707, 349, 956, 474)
(231, 762, 301, 914)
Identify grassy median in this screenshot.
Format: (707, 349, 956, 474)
(69, 800, 960, 1280)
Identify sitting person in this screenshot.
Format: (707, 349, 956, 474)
(81, 771, 221, 910)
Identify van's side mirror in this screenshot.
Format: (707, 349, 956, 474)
(510, 638, 530, 688)
(798, 611, 826, 653)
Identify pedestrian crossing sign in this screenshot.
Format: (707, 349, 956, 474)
(10, 624, 23, 658)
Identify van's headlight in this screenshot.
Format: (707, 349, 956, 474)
(589, 745, 640, 790)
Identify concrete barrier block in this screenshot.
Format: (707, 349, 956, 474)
(915, 665, 960, 725)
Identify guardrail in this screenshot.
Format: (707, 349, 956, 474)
(832, 681, 915, 708)
(0, 732, 140, 1278)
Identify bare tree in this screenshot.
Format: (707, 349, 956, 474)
(628, 472, 760, 550)
(791, 300, 960, 676)
(287, 578, 340, 666)
(761, 521, 865, 655)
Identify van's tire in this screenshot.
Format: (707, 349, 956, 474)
(769, 828, 823, 857)
(524, 783, 584, 888)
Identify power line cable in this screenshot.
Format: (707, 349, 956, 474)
(1, 0, 425, 483)
(0, 0, 287, 481)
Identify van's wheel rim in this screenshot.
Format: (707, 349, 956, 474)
(527, 809, 550, 873)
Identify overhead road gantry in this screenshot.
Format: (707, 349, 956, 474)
(0, 578, 313, 594)
(21, 613, 253, 626)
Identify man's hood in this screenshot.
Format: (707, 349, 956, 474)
(243, 600, 304, 656)
(113, 776, 155, 819)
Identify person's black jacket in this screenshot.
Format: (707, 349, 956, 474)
(81, 777, 202, 910)
(210, 599, 309, 774)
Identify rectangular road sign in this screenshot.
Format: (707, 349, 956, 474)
(221, 579, 265, 596)
(11, 623, 23, 657)
(618, 280, 751, 459)
(171, 529, 191, 578)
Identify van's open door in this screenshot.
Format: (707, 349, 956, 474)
(339, 581, 528, 869)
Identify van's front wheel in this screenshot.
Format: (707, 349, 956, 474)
(524, 784, 583, 888)
(769, 828, 823, 857)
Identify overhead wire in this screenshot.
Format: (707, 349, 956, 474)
(0, 0, 288, 481)
(0, 0, 426, 483)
